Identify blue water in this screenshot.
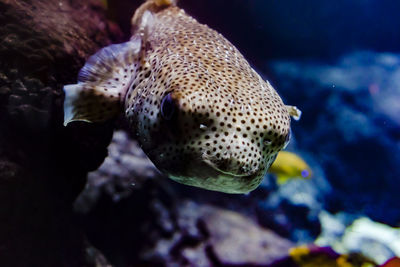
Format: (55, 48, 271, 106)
(269, 51, 400, 225)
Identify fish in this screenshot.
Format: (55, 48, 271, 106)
(63, 0, 301, 193)
(268, 151, 312, 185)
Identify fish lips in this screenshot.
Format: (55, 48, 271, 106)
(151, 152, 264, 193)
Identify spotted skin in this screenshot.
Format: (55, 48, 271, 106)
(63, 0, 294, 193)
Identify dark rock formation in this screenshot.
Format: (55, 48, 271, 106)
(198, 204, 293, 266)
(0, 0, 121, 265)
(75, 131, 294, 266)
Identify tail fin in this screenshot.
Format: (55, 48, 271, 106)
(63, 38, 141, 126)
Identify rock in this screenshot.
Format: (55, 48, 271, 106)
(150, 202, 295, 266)
(254, 157, 330, 242)
(199, 204, 294, 266)
(0, 0, 121, 265)
(74, 130, 161, 212)
(76, 130, 294, 266)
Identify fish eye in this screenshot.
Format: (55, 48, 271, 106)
(263, 138, 272, 146)
(161, 92, 175, 120)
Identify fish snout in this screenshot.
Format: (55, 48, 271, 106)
(202, 143, 261, 177)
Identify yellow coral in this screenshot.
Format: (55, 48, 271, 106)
(289, 245, 311, 261)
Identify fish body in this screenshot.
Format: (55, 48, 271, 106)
(268, 151, 312, 185)
(63, 0, 298, 193)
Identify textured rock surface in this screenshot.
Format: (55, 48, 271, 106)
(199, 204, 293, 265)
(76, 130, 294, 266)
(0, 0, 120, 265)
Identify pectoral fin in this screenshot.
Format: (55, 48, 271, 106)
(63, 38, 141, 126)
(286, 105, 302, 121)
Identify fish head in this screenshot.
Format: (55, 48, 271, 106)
(125, 7, 292, 193)
(127, 64, 291, 193)
(63, 2, 293, 194)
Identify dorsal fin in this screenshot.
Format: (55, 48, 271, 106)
(131, 0, 177, 35)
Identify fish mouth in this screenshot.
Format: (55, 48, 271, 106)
(147, 150, 263, 193)
(201, 153, 259, 177)
(168, 163, 262, 194)
(203, 159, 252, 177)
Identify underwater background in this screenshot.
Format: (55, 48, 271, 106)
(0, 0, 399, 266)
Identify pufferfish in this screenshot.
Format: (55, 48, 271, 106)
(63, 0, 301, 193)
